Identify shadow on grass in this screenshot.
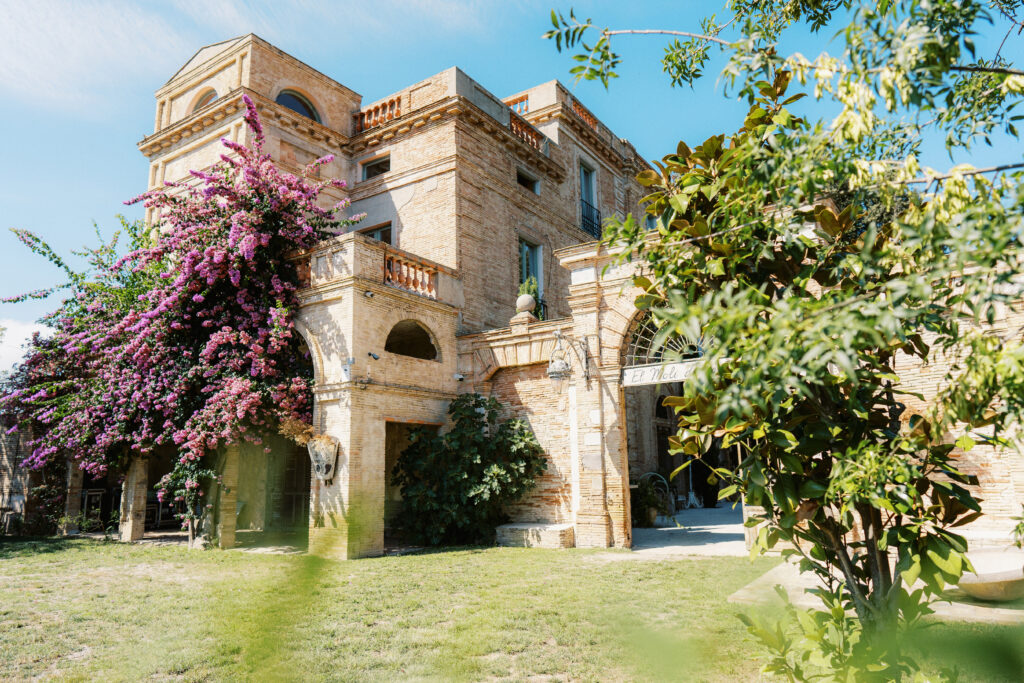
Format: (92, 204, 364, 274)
(0, 535, 107, 559)
(907, 622, 1024, 680)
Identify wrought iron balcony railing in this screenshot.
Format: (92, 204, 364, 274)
(580, 199, 601, 239)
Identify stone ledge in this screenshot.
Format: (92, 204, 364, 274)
(496, 522, 574, 549)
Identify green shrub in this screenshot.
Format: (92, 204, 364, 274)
(391, 393, 546, 545)
(630, 479, 668, 528)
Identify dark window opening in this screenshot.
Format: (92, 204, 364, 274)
(275, 90, 320, 122)
(385, 320, 438, 360)
(362, 156, 390, 181)
(516, 169, 539, 194)
(579, 162, 601, 238)
(360, 223, 392, 245)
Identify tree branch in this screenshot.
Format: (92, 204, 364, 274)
(603, 29, 732, 46)
(901, 162, 1024, 185)
(948, 64, 1024, 76)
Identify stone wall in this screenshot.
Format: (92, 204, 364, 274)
(0, 426, 31, 533)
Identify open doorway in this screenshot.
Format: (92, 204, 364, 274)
(383, 421, 440, 550)
(620, 310, 745, 554)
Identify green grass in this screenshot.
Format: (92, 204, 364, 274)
(0, 538, 777, 681)
(3, 539, 1021, 681)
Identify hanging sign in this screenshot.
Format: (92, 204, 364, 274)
(621, 361, 700, 387)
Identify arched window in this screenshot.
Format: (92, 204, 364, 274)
(385, 320, 439, 360)
(193, 89, 217, 113)
(275, 89, 320, 123)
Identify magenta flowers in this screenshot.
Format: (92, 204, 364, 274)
(1, 96, 358, 512)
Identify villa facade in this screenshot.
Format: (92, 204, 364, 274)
(10, 35, 1019, 557)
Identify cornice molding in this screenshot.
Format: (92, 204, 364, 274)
(528, 102, 649, 176)
(345, 96, 567, 183)
(138, 88, 351, 159)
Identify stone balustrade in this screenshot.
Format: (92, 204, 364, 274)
(509, 111, 544, 152)
(505, 93, 529, 116)
(353, 96, 402, 133)
(293, 233, 462, 307)
(384, 250, 437, 299)
(571, 98, 599, 132)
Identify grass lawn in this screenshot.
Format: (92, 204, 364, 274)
(0, 538, 777, 681)
(2, 538, 1022, 681)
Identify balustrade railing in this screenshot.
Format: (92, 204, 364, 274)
(580, 199, 602, 239)
(384, 251, 438, 299)
(353, 97, 402, 133)
(505, 94, 529, 116)
(509, 111, 543, 152)
(571, 99, 599, 132)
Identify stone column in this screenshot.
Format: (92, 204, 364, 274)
(119, 456, 148, 542)
(61, 461, 84, 535)
(217, 444, 240, 549)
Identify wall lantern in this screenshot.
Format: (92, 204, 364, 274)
(547, 331, 590, 392)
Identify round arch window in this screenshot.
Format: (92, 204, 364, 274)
(193, 89, 217, 113)
(385, 320, 439, 361)
(275, 89, 320, 123)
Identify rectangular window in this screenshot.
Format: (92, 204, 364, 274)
(579, 161, 600, 238)
(361, 155, 390, 181)
(360, 222, 392, 245)
(516, 168, 539, 194)
(519, 239, 542, 290)
(579, 162, 595, 204)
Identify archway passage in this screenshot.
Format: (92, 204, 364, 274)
(619, 310, 746, 555)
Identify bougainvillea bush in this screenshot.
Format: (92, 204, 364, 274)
(1, 96, 358, 535)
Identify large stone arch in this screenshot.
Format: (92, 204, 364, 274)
(292, 316, 326, 388)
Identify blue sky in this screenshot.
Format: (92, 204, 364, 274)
(1, 0, 1021, 371)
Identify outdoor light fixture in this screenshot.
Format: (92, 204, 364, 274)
(546, 331, 590, 392)
(368, 352, 380, 360)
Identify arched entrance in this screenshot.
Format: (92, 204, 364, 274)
(618, 310, 745, 554)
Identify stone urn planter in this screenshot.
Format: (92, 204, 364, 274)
(958, 551, 1024, 602)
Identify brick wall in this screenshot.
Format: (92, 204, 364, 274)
(0, 426, 31, 533)
(489, 364, 573, 524)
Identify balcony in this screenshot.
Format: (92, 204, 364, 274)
(384, 250, 437, 299)
(353, 96, 402, 133)
(509, 110, 546, 154)
(580, 199, 602, 239)
(293, 233, 461, 307)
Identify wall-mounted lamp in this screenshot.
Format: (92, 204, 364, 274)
(368, 352, 380, 360)
(364, 290, 374, 298)
(546, 331, 590, 392)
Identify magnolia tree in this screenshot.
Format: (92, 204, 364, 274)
(1, 96, 359, 542)
(549, 1, 1024, 679)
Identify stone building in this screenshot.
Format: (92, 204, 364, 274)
(33, 35, 1024, 556)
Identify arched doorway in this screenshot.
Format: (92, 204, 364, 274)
(619, 310, 745, 552)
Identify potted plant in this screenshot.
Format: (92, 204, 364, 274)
(630, 478, 668, 528)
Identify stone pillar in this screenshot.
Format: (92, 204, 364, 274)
(119, 456, 148, 542)
(61, 461, 84, 534)
(217, 444, 240, 549)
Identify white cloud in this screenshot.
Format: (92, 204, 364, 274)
(0, 0, 193, 109)
(0, 318, 52, 375)
(0, 0, 503, 111)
